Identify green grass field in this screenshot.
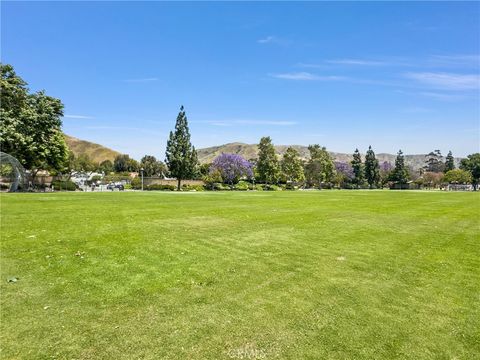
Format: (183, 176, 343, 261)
(1, 191, 479, 359)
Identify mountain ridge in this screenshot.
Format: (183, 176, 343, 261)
(63, 135, 463, 171)
(197, 142, 463, 171)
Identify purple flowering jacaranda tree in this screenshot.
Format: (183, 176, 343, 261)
(210, 153, 253, 184)
(334, 161, 354, 180)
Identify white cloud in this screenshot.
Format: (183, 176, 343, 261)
(270, 72, 346, 81)
(64, 114, 94, 119)
(404, 72, 480, 90)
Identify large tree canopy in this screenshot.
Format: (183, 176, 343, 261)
(305, 144, 335, 188)
(460, 153, 480, 190)
(0, 64, 68, 174)
(114, 154, 138, 173)
(281, 147, 305, 183)
(210, 153, 253, 184)
(140, 155, 167, 177)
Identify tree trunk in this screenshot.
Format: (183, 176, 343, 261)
(30, 169, 39, 189)
(177, 178, 181, 191)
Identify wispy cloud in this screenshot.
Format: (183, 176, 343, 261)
(270, 72, 346, 81)
(419, 91, 468, 101)
(64, 114, 94, 119)
(401, 107, 434, 114)
(428, 54, 480, 68)
(122, 77, 158, 83)
(325, 59, 387, 66)
(404, 72, 480, 90)
(257, 35, 290, 46)
(298, 54, 479, 69)
(257, 35, 275, 44)
(395, 89, 468, 102)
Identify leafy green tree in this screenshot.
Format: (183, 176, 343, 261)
(140, 155, 166, 177)
(460, 153, 480, 190)
(422, 172, 445, 189)
(389, 150, 410, 185)
(165, 106, 198, 190)
(198, 163, 211, 178)
(60, 150, 77, 180)
(444, 151, 455, 173)
(444, 169, 472, 184)
(76, 154, 97, 174)
(351, 148, 364, 188)
(113, 154, 137, 172)
(0, 64, 69, 179)
(364, 145, 380, 188)
(281, 147, 305, 182)
(0, 64, 28, 115)
(99, 160, 114, 174)
(305, 144, 335, 188)
(257, 136, 280, 184)
(424, 150, 444, 173)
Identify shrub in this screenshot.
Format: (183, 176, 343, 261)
(104, 174, 131, 183)
(209, 182, 231, 191)
(234, 181, 249, 191)
(284, 182, 300, 190)
(52, 180, 77, 191)
(264, 184, 282, 191)
(182, 184, 205, 191)
(124, 184, 132, 190)
(146, 184, 175, 191)
(131, 177, 141, 189)
(254, 184, 264, 191)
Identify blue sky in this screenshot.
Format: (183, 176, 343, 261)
(2, 1, 479, 159)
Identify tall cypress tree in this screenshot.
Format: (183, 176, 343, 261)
(389, 149, 409, 186)
(364, 145, 380, 188)
(444, 151, 455, 173)
(257, 136, 280, 184)
(351, 148, 364, 188)
(165, 106, 198, 190)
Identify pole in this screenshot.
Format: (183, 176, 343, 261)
(141, 168, 144, 191)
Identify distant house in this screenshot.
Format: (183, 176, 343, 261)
(71, 172, 103, 186)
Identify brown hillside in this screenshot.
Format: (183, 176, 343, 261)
(64, 134, 121, 163)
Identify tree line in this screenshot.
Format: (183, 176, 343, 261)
(1, 63, 479, 191)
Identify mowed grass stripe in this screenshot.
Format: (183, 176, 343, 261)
(1, 191, 478, 359)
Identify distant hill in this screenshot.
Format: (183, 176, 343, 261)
(64, 134, 120, 163)
(197, 142, 462, 171)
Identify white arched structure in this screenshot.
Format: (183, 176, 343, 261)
(0, 152, 26, 191)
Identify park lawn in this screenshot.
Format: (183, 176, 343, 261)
(0, 191, 479, 359)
